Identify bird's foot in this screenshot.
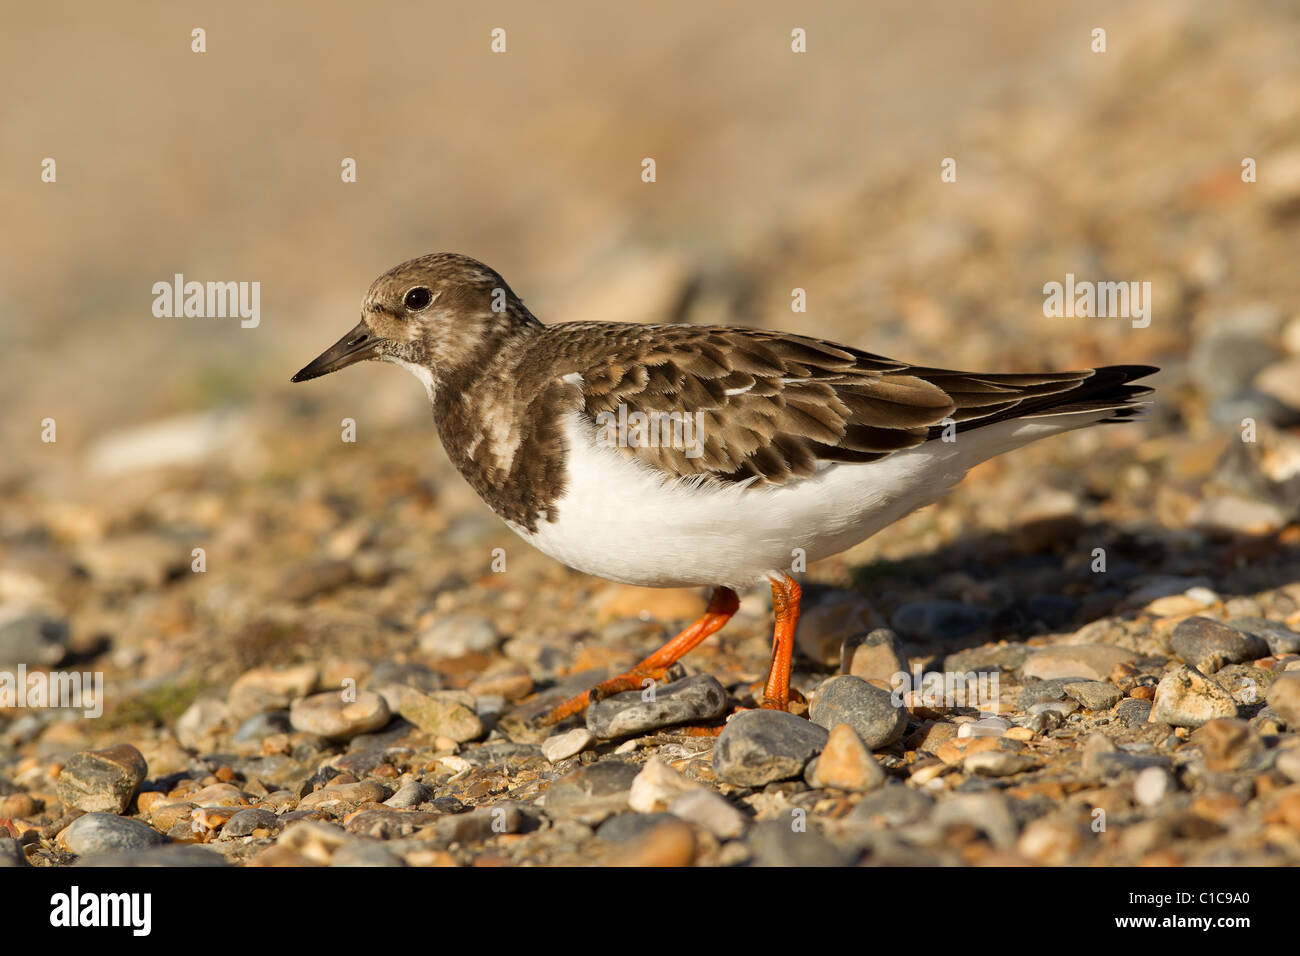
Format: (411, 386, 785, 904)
(537, 666, 669, 727)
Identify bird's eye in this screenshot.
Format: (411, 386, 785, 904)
(404, 287, 433, 311)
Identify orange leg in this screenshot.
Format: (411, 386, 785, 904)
(759, 573, 801, 710)
(540, 587, 740, 726)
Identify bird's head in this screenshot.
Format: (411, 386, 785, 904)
(291, 253, 539, 395)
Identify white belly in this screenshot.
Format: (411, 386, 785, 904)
(507, 410, 1105, 589)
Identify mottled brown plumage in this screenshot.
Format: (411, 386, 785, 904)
(293, 253, 1155, 532)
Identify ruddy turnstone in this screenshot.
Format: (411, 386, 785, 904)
(292, 253, 1156, 724)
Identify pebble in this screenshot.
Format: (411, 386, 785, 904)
(1276, 748, 1300, 784)
(932, 792, 1018, 849)
(396, 688, 483, 742)
(0, 611, 68, 669)
(278, 820, 351, 864)
(1064, 681, 1123, 711)
(667, 788, 747, 839)
(221, 808, 281, 837)
(586, 674, 728, 739)
(611, 820, 697, 867)
(1116, 698, 1154, 727)
(61, 813, 165, 856)
(1265, 673, 1300, 726)
(795, 591, 879, 665)
(748, 819, 848, 867)
(808, 675, 907, 749)
(383, 780, 433, 810)
(1230, 618, 1300, 657)
(541, 727, 595, 763)
(964, 751, 1039, 777)
(808, 724, 885, 792)
(0, 838, 28, 868)
(543, 760, 641, 824)
(1133, 766, 1173, 808)
(76, 845, 229, 867)
(597, 812, 679, 843)
(1016, 815, 1088, 866)
(289, 690, 391, 741)
(1193, 718, 1263, 773)
(417, 613, 500, 658)
(851, 784, 934, 828)
(175, 698, 234, 751)
(957, 716, 1011, 738)
(432, 804, 523, 845)
(1170, 617, 1268, 673)
(56, 744, 148, 814)
(841, 628, 908, 686)
(330, 842, 405, 867)
(891, 600, 990, 641)
(1152, 665, 1240, 728)
(712, 710, 828, 787)
(628, 757, 702, 812)
(1022, 644, 1136, 681)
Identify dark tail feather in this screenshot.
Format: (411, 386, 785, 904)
(928, 364, 1158, 439)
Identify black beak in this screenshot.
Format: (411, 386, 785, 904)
(290, 320, 380, 383)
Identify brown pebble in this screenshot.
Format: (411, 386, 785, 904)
(1, 793, 40, 819)
(1130, 685, 1156, 701)
(612, 821, 697, 867)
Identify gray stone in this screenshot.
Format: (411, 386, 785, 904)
(1082, 734, 1170, 776)
(383, 780, 433, 810)
(713, 710, 828, 787)
(289, 690, 391, 741)
(944, 643, 1028, 675)
(851, 783, 935, 828)
(433, 804, 525, 844)
(1153, 665, 1240, 728)
(1064, 681, 1123, 711)
(1170, 617, 1269, 673)
(62, 813, 165, 856)
(1018, 677, 1083, 709)
(0, 837, 28, 867)
(233, 710, 292, 742)
(417, 613, 500, 657)
(1116, 698, 1154, 727)
(748, 819, 849, 866)
(808, 675, 907, 749)
(56, 744, 148, 814)
(932, 793, 1018, 848)
(1229, 618, 1300, 657)
(586, 674, 728, 739)
(75, 845, 228, 867)
(542, 727, 594, 763)
(1022, 644, 1136, 681)
(221, 808, 281, 837)
(543, 760, 641, 824)
(0, 612, 68, 669)
(891, 600, 990, 641)
(596, 811, 679, 843)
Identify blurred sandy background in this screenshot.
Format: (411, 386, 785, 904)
(4, 0, 1294, 473)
